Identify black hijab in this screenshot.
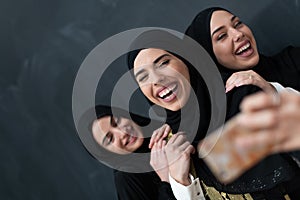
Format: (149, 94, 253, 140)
(186, 7, 300, 90)
(185, 7, 300, 193)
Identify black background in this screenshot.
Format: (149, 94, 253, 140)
(1, 0, 300, 199)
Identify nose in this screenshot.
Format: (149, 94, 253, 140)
(151, 71, 165, 86)
(229, 28, 244, 42)
(115, 129, 129, 146)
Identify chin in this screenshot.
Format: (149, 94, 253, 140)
(167, 104, 181, 111)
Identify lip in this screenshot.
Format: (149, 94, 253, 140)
(125, 130, 137, 146)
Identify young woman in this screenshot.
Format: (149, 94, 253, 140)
(185, 7, 300, 93)
(184, 7, 300, 199)
(77, 105, 176, 200)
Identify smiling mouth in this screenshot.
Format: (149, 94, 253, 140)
(125, 131, 137, 146)
(157, 84, 178, 100)
(235, 42, 251, 55)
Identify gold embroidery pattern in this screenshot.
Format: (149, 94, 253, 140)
(200, 180, 254, 200)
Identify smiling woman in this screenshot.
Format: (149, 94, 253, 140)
(77, 104, 177, 200)
(185, 6, 300, 199)
(186, 7, 300, 92)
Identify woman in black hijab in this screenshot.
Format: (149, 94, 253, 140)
(127, 29, 278, 199)
(185, 7, 300, 91)
(185, 7, 300, 199)
(77, 105, 176, 200)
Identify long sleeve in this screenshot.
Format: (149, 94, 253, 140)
(157, 181, 177, 200)
(270, 82, 300, 94)
(169, 174, 205, 200)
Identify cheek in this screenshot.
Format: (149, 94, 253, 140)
(140, 85, 154, 99)
(172, 64, 190, 82)
(214, 43, 230, 58)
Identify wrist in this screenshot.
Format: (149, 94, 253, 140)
(172, 175, 191, 186)
(160, 177, 169, 183)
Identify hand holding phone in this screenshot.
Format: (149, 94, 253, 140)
(197, 117, 273, 184)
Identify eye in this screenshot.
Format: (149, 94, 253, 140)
(234, 21, 243, 28)
(217, 33, 227, 41)
(137, 74, 148, 83)
(106, 133, 114, 145)
(157, 59, 170, 68)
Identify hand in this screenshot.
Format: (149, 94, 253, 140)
(165, 133, 195, 186)
(149, 124, 171, 148)
(236, 92, 300, 153)
(150, 139, 169, 182)
(225, 70, 276, 93)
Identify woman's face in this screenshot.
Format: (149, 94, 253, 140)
(133, 48, 191, 111)
(210, 10, 259, 70)
(92, 116, 144, 154)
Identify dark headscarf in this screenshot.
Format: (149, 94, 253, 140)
(185, 7, 300, 193)
(185, 7, 231, 79)
(186, 7, 300, 90)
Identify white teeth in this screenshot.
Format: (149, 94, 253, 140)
(158, 84, 176, 98)
(159, 88, 170, 98)
(236, 42, 250, 54)
(126, 134, 134, 145)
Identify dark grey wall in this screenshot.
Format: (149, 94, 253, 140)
(1, 0, 299, 199)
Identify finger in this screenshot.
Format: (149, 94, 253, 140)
(236, 109, 278, 130)
(167, 132, 185, 144)
(149, 126, 165, 148)
(234, 77, 256, 87)
(240, 92, 279, 112)
(226, 73, 252, 92)
(151, 142, 157, 151)
(157, 124, 171, 140)
(225, 84, 235, 93)
(172, 133, 188, 147)
(158, 138, 163, 149)
(226, 74, 238, 87)
(163, 125, 171, 138)
(162, 140, 167, 147)
(149, 130, 158, 148)
(185, 144, 195, 155)
(280, 91, 300, 105)
(234, 129, 275, 151)
(177, 141, 193, 152)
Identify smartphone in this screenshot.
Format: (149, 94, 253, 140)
(197, 117, 273, 184)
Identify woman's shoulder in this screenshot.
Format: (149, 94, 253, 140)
(272, 46, 300, 68)
(275, 46, 300, 58)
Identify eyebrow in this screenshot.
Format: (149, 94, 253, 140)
(134, 54, 170, 78)
(211, 15, 237, 37)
